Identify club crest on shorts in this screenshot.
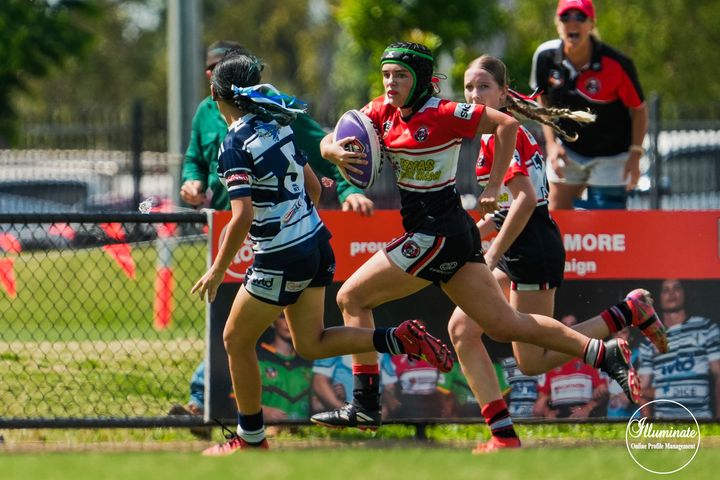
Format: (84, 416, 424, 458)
(414, 126, 429, 142)
(401, 240, 421, 258)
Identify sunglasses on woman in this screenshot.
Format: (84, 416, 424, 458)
(559, 11, 589, 23)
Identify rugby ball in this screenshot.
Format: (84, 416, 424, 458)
(332, 109, 383, 189)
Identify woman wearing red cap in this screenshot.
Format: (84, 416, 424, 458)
(531, 0, 648, 210)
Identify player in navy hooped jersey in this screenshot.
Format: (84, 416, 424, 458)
(311, 42, 642, 447)
(192, 51, 453, 456)
(530, 0, 648, 210)
(639, 279, 720, 419)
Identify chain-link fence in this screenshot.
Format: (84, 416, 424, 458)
(0, 213, 207, 427)
(0, 150, 182, 213)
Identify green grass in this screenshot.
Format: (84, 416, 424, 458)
(1, 238, 719, 479)
(0, 338, 203, 417)
(1, 422, 718, 479)
(1, 445, 718, 480)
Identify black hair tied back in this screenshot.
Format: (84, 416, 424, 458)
(211, 51, 265, 102)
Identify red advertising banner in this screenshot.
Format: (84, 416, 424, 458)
(209, 211, 255, 283)
(552, 211, 720, 279)
(210, 210, 720, 282)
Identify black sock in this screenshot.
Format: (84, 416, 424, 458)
(372, 328, 404, 355)
(352, 373, 381, 411)
(237, 409, 265, 445)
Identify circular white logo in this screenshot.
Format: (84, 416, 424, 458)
(625, 399, 700, 475)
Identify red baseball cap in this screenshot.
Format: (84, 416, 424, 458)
(556, 0, 595, 19)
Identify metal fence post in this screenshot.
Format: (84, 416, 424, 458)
(414, 423, 428, 442)
(649, 94, 662, 209)
(131, 99, 144, 211)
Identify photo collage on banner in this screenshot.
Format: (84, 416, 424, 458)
(206, 211, 720, 422)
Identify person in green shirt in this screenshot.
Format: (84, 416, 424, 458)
(437, 361, 510, 417)
(257, 313, 313, 421)
(180, 40, 374, 215)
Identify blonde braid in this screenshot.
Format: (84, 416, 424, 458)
(506, 94, 595, 142)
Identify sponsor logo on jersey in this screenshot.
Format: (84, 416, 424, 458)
(454, 103, 473, 120)
(281, 198, 305, 225)
(548, 69, 564, 88)
(398, 158, 440, 181)
(414, 126, 429, 142)
(285, 279, 311, 293)
(585, 77, 601, 94)
(660, 355, 696, 376)
(401, 240, 421, 258)
(383, 120, 393, 135)
(227, 173, 250, 185)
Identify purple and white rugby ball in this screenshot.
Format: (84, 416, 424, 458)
(332, 109, 383, 189)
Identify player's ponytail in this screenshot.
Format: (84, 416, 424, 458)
(231, 84, 306, 127)
(211, 51, 305, 126)
(506, 90, 595, 142)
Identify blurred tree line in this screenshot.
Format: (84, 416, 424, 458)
(3, 0, 719, 148)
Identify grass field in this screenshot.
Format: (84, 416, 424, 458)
(2, 424, 718, 479)
(1, 443, 718, 480)
(1, 237, 719, 478)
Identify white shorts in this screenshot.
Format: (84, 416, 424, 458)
(546, 149, 628, 187)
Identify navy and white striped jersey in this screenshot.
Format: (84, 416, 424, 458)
(218, 114, 328, 262)
(638, 316, 720, 419)
(501, 356, 542, 418)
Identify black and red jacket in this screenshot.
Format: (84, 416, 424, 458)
(530, 37, 644, 157)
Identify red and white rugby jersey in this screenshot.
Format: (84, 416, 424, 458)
(391, 355, 440, 396)
(476, 124, 549, 212)
(361, 96, 485, 234)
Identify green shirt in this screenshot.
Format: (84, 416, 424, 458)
(437, 362, 510, 407)
(181, 96, 363, 210)
(257, 342, 312, 420)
